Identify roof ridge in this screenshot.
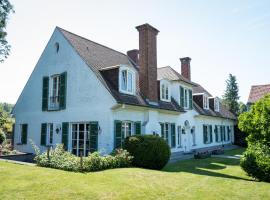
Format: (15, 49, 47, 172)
(251, 84, 270, 87)
(56, 26, 128, 58)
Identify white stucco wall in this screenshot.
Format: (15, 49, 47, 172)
(13, 28, 116, 153)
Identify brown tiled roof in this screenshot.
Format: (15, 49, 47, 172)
(58, 27, 183, 113)
(247, 84, 270, 103)
(157, 66, 197, 86)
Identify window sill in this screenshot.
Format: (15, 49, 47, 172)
(16, 143, 25, 145)
(119, 90, 135, 96)
(160, 98, 171, 102)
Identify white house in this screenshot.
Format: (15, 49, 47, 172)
(12, 23, 236, 156)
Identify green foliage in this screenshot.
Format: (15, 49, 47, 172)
(240, 144, 270, 182)
(0, 103, 14, 133)
(0, 0, 14, 62)
(0, 129, 6, 144)
(238, 95, 270, 147)
(238, 101, 247, 114)
(123, 135, 171, 170)
(222, 74, 240, 114)
(33, 144, 133, 172)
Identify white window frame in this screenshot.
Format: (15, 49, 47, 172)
(203, 94, 209, 110)
(18, 125, 22, 144)
(47, 123, 54, 145)
(191, 127, 196, 146)
(184, 88, 189, 109)
(214, 97, 220, 112)
(119, 66, 136, 95)
(121, 121, 134, 138)
(49, 74, 60, 110)
(160, 80, 171, 102)
(205, 125, 212, 144)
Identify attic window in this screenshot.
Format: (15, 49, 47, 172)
(214, 97, 220, 112)
(203, 94, 209, 110)
(119, 66, 135, 95)
(55, 42, 60, 53)
(160, 80, 170, 102)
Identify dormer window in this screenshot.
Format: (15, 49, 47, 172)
(203, 94, 209, 109)
(214, 97, 220, 112)
(119, 66, 135, 95)
(160, 80, 171, 102)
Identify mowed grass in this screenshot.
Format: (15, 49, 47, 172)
(0, 148, 270, 200)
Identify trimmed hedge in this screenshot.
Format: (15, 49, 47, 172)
(240, 144, 270, 182)
(123, 135, 171, 170)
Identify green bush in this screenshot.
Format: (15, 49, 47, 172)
(123, 135, 171, 170)
(33, 144, 133, 172)
(0, 129, 6, 145)
(240, 144, 270, 182)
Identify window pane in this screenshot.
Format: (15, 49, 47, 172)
(127, 72, 132, 92)
(121, 70, 127, 91)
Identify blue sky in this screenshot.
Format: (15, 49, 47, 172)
(1, 0, 270, 103)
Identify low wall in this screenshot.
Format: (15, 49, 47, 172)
(0, 153, 35, 163)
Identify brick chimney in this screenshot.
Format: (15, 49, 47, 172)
(136, 23, 159, 102)
(127, 49, 139, 65)
(180, 57, 191, 81)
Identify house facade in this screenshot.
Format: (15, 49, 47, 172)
(12, 23, 236, 156)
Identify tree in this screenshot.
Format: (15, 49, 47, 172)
(238, 101, 247, 114)
(238, 95, 270, 181)
(222, 74, 240, 114)
(238, 95, 270, 147)
(0, 0, 14, 62)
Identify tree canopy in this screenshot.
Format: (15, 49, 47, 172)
(222, 74, 240, 115)
(0, 0, 14, 62)
(238, 95, 270, 147)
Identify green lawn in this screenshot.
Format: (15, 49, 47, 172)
(0, 148, 269, 200)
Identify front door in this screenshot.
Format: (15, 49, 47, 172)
(71, 123, 90, 156)
(182, 128, 191, 152)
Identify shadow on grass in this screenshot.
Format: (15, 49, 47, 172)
(163, 157, 252, 182)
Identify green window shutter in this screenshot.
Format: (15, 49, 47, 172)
(160, 123, 164, 138)
(180, 86, 184, 107)
(90, 122, 98, 153)
(188, 89, 193, 109)
(215, 125, 218, 142)
(203, 125, 207, 144)
(21, 124, 28, 144)
(135, 121, 141, 135)
(221, 126, 224, 141)
(40, 123, 47, 146)
(209, 125, 213, 143)
(227, 126, 230, 141)
(59, 72, 67, 110)
(114, 120, 122, 149)
(62, 122, 69, 150)
(171, 124, 176, 148)
(42, 77, 49, 111)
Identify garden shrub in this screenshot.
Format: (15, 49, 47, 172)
(0, 129, 6, 145)
(238, 95, 270, 182)
(123, 135, 171, 170)
(240, 144, 270, 182)
(33, 144, 133, 172)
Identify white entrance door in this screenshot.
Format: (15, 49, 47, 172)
(182, 128, 191, 152)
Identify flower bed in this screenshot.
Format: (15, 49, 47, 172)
(194, 151, 211, 159)
(211, 148, 224, 155)
(33, 144, 133, 172)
